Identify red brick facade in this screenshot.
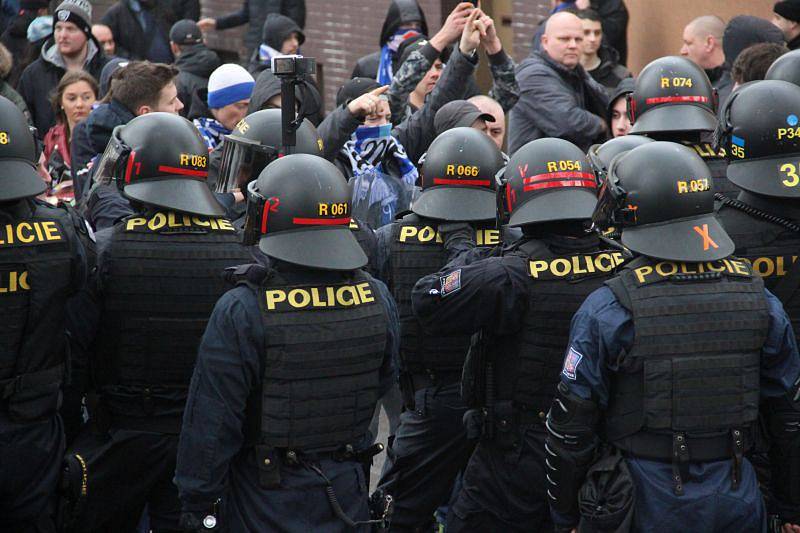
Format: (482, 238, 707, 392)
(91, 0, 550, 111)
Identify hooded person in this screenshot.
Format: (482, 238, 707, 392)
(351, 0, 428, 82)
(170, 19, 221, 119)
(716, 15, 786, 107)
(194, 64, 255, 150)
(248, 13, 305, 75)
(17, 0, 110, 133)
(605, 77, 634, 138)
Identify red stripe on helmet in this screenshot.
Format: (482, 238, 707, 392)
(432, 178, 491, 186)
(124, 151, 136, 184)
(524, 171, 596, 185)
(523, 179, 597, 192)
(157, 165, 208, 178)
(645, 95, 709, 105)
(260, 202, 270, 234)
(292, 216, 351, 226)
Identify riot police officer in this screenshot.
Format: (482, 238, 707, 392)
(372, 126, 504, 531)
(63, 112, 252, 531)
(174, 154, 398, 532)
(410, 137, 624, 532)
(0, 96, 88, 532)
(627, 56, 737, 198)
(587, 135, 654, 185)
(546, 141, 800, 532)
(715, 80, 800, 337)
(765, 49, 800, 87)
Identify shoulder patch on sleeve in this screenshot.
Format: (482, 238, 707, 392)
(439, 269, 462, 297)
(562, 346, 583, 381)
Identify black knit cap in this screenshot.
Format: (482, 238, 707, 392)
(775, 0, 800, 23)
(54, 0, 93, 41)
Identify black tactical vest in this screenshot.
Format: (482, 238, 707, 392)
(604, 257, 769, 462)
(350, 218, 377, 275)
(388, 214, 500, 377)
(256, 269, 387, 452)
(0, 201, 76, 420)
(717, 201, 800, 337)
(95, 212, 251, 396)
(685, 141, 738, 199)
(491, 240, 626, 417)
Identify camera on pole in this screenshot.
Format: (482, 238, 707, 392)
(271, 55, 317, 155)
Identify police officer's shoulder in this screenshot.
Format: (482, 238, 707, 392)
(224, 262, 271, 289)
(579, 284, 628, 319)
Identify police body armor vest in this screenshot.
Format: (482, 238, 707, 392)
(0, 201, 75, 420)
(604, 257, 769, 463)
(256, 269, 387, 452)
(491, 240, 626, 418)
(388, 214, 500, 377)
(685, 141, 738, 199)
(95, 213, 251, 396)
(717, 200, 800, 336)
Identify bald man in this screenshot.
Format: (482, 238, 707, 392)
(469, 95, 505, 149)
(681, 15, 726, 82)
(508, 11, 609, 154)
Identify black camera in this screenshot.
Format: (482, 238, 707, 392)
(271, 55, 316, 79)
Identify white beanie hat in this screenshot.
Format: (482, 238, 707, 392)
(207, 64, 255, 109)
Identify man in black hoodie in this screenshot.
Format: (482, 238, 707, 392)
(197, 1, 306, 63)
(578, 9, 630, 92)
(247, 13, 303, 75)
(18, 0, 109, 133)
(170, 19, 221, 118)
(351, 0, 430, 82)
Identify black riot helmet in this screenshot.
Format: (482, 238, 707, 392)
(243, 153, 367, 271)
(594, 141, 733, 262)
(94, 112, 223, 217)
(0, 95, 45, 201)
(765, 49, 800, 87)
(500, 138, 597, 227)
(628, 56, 718, 136)
(715, 80, 800, 198)
(413, 127, 503, 221)
(587, 135, 655, 185)
(216, 109, 324, 193)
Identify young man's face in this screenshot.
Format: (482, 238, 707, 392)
(581, 19, 603, 56)
(415, 59, 444, 96)
(152, 82, 184, 115)
(610, 96, 631, 137)
(363, 99, 391, 127)
(213, 99, 251, 131)
(281, 32, 300, 55)
(92, 25, 116, 56)
(55, 21, 87, 58)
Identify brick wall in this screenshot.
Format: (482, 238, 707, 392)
(91, 0, 550, 111)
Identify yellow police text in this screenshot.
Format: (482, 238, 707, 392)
(264, 282, 375, 310)
(632, 259, 749, 284)
(318, 202, 349, 216)
(528, 252, 625, 279)
(778, 127, 800, 140)
(0, 221, 62, 246)
(125, 213, 234, 232)
(546, 160, 582, 172)
(677, 178, 709, 194)
(397, 225, 500, 246)
(660, 76, 693, 88)
(0, 270, 29, 292)
(445, 164, 480, 177)
(742, 255, 797, 278)
(179, 153, 207, 167)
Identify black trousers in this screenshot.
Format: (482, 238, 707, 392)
(67, 428, 181, 533)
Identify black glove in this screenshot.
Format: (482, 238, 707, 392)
(437, 222, 475, 254)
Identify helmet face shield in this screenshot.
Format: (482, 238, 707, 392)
(242, 179, 266, 246)
(216, 136, 278, 194)
(592, 165, 633, 231)
(93, 127, 131, 187)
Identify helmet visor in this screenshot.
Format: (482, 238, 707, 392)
(93, 127, 129, 186)
(216, 136, 278, 193)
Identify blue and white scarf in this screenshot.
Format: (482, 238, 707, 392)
(346, 124, 418, 227)
(258, 43, 282, 67)
(193, 117, 230, 151)
(377, 29, 421, 85)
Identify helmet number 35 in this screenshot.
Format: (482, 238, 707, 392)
(780, 162, 800, 187)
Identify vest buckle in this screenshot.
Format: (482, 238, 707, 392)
(671, 432, 689, 496)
